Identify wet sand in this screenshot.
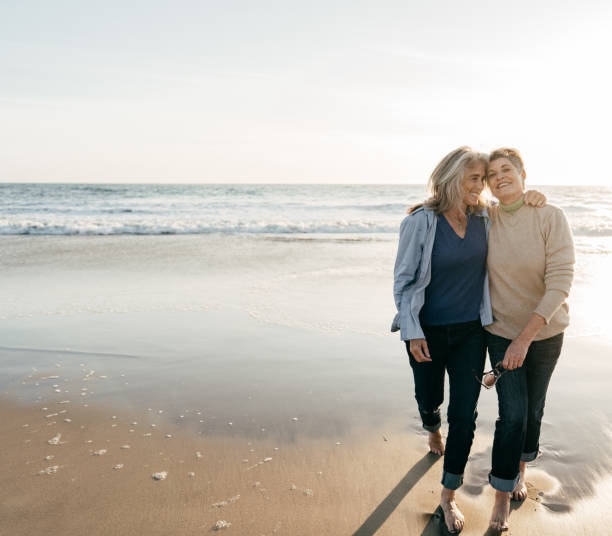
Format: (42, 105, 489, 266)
(2, 332, 612, 535)
(2, 399, 611, 536)
(1, 235, 611, 535)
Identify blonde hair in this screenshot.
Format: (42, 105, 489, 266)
(409, 146, 488, 214)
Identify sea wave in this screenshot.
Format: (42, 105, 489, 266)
(0, 219, 399, 235)
(572, 225, 612, 237)
(2, 218, 612, 237)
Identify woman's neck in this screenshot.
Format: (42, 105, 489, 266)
(446, 203, 467, 216)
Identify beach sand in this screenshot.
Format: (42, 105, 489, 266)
(2, 379, 611, 536)
(1, 234, 611, 535)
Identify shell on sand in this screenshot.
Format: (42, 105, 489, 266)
(212, 495, 240, 508)
(152, 471, 167, 481)
(213, 520, 231, 530)
(93, 449, 107, 456)
(47, 433, 62, 445)
(39, 466, 59, 475)
(113, 464, 124, 470)
(120, 445, 131, 449)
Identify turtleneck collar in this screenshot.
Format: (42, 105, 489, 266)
(500, 196, 524, 214)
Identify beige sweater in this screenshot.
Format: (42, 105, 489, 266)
(485, 203, 575, 341)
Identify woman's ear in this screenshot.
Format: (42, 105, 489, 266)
(522, 169, 527, 187)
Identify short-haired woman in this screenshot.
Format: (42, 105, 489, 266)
(484, 148, 574, 532)
(392, 147, 544, 533)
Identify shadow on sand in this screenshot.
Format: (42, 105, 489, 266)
(351, 453, 440, 536)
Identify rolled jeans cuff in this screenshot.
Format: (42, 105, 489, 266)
(488, 472, 520, 493)
(521, 450, 538, 462)
(441, 471, 463, 490)
(422, 421, 441, 433)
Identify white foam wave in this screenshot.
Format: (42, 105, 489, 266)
(0, 219, 399, 235)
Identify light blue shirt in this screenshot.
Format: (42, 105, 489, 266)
(391, 206, 493, 341)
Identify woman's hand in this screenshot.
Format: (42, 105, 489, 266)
(501, 338, 530, 370)
(409, 338, 431, 362)
(524, 190, 546, 207)
(501, 314, 546, 370)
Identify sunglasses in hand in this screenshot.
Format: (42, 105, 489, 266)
(474, 362, 507, 389)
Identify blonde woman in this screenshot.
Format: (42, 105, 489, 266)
(484, 148, 574, 532)
(392, 147, 544, 533)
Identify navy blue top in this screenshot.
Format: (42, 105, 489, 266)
(419, 214, 487, 326)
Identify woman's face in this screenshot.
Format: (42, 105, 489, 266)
(487, 157, 525, 203)
(461, 161, 486, 208)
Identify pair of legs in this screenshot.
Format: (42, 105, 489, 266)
(406, 319, 486, 533)
(486, 331, 564, 531)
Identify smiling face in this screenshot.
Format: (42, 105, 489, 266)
(460, 160, 486, 209)
(487, 157, 526, 204)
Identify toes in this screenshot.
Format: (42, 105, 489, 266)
(490, 518, 508, 532)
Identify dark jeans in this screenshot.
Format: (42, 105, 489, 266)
(406, 319, 486, 490)
(486, 331, 564, 492)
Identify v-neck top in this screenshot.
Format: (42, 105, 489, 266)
(419, 213, 487, 326)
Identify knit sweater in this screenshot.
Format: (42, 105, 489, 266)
(485, 203, 575, 341)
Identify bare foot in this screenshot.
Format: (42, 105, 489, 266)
(428, 430, 444, 456)
(512, 461, 527, 501)
(440, 488, 464, 533)
(489, 490, 510, 532)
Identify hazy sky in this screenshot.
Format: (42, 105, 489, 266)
(2, 0, 611, 184)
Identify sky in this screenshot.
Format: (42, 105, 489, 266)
(1, 0, 611, 185)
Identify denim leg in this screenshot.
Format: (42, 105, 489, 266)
(486, 332, 526, 492)
(406, 334, 445, 432)
(442, 322, 486, 490)
(522, 332, 564, 461)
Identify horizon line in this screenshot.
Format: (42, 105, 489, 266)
(0, 181, 605, 187)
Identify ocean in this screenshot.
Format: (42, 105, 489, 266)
(1, 183, 611, 243)
(1, 183, 611, 340)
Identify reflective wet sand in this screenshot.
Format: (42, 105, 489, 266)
(1, 235, 611, 534)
